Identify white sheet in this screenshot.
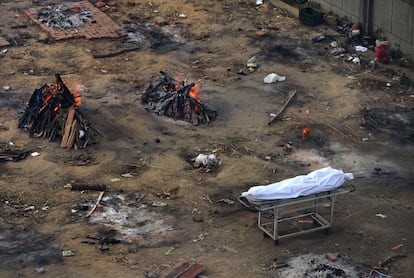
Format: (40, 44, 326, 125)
(241, 167, 353, 201)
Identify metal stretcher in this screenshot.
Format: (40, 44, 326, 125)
(238, 181, 355, 244)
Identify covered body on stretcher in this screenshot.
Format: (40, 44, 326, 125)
(238, 167, 355, 243)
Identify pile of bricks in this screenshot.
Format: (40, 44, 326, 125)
(25, 1, 126, 40)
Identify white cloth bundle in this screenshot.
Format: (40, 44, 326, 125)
(241, 167, 353, 201)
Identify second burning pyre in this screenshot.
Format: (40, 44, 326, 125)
(141, 72, 217, 125)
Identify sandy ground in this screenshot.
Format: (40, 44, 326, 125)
(0, 0, 413, 277)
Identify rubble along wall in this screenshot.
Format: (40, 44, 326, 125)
(312, 0, 414, 59)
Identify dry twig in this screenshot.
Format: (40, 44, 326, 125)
(86, 191, 105, 218)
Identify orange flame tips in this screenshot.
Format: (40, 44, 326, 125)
(189, 81, 201, 101)
(73, 91, 82, 107)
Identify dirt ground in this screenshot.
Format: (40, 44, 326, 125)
(0, 0, 413, 277)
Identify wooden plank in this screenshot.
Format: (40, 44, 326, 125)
(60, 106, 75, 148)
(163, 260, 191, 278)
(179, 264, 206, 278)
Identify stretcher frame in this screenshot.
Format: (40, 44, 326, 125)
(238, 181, 355, 243)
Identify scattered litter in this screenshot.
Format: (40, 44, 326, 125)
(192, 153, 218, 168)
(256, 0, 263, 6)
(375, 40, 391, 63)
(193, 232, 208, 242)
(311, 34, 325, 43)
(23, 205, 35, 211)
(376, 213, 387, 219)
(62, 250, 75, 257)
(246, 56, 257, 71)
(355, 45, 368, 52)
(362, 138, 369, 141)
(35, 267, 46, 274)
(352, 57, 361, 64)
(121, 173, 134, 178)
(110, 177, 121, 182)
(152, 201, 168, 207)
(79, 130, 85, 138)
(351, 23, 361, 37)
(0, 49, 7, 55)
(157, 187, 179, 200)
(331, 47, 345, 55)
(100, 69, 108, 73)
(3, 86, 10, 91)
(330, 41, 338, 48)
(164, 247, 175, 255)
(221, 245, 239, 253)
(30, 152, 40, 157)
(41, 206, 49, 211)
(264, 73, 286, 83)
(369, 269, 392, 278)
(178, 13, 187, 18)
(391, 244, 404, 251)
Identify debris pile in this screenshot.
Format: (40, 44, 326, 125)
(141, 72, 217, 125)
(18, 74, 98, 149)
(37, 4, 93, 30)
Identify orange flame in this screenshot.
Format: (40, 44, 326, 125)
(189, 81, 201, 102)
(66, 81, 82, 107)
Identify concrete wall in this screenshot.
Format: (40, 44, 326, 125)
(312, 0, 414, 59)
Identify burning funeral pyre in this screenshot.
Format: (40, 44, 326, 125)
(18, 74, 98, 149)
(141, 72, 217, 125)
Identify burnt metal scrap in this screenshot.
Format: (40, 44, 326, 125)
(18, 74, 98, 149)
(141, 71, 217, 125)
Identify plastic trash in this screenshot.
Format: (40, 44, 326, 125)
(330, 41, 338, 48)
(246, 56, 257, 71)
(79, 130, 85, 138)
(311, 34, 325, 43)
(264, 73, 286, 83)
(193, 153, 218, 168)
(355, 45, 367, 52)
(35, 267, 46, 274)
(256, 0, 263, 5)
(62, 250, 75, 257)
(352, 57, 360, 64)
(375, 40, 390, 63)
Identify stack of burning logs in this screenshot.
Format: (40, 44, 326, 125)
(18, 74, 98, 149)
(141, 72, 217, 125)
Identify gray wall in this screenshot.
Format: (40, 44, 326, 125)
(314, 0, 414, 59)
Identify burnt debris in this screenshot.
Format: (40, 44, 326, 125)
(37, 4, 93, 30)
(141, 72, 217, 125)
(18, 74, 98, 149)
